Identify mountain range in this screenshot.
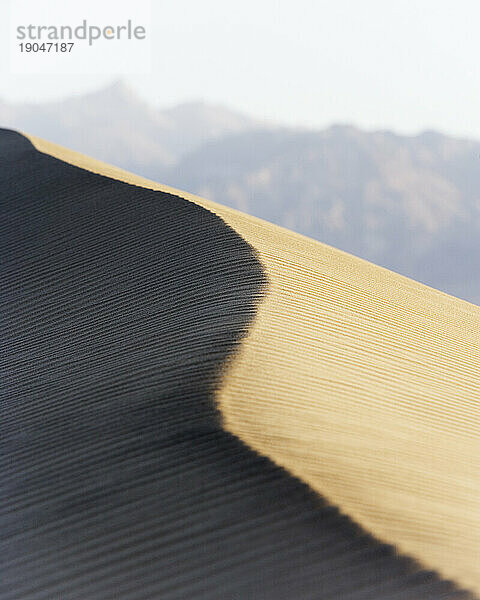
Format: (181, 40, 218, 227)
(2, 81, 479, 304)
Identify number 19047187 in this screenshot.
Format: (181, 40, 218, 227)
(19, 42, 74, 52)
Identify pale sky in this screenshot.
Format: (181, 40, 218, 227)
(1, 0, 480, 139)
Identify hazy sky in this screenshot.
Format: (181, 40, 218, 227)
(1, 0, 480, 138)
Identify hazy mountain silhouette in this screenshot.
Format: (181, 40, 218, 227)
(1, 82, 479, 304)
(0, 81, 260, 175)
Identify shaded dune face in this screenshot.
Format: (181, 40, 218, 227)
(0, 129, 473, 599)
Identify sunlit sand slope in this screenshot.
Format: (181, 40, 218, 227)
(2, 129, 477, 598)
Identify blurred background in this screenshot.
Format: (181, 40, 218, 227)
(2, 0, 479, 304)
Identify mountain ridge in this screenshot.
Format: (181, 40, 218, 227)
(1, 82, 479, 304)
